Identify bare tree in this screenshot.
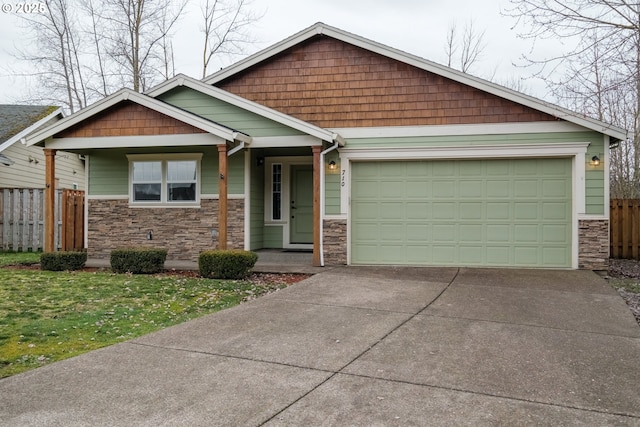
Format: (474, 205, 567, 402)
(505, 0, 639, 197)
(14, 0, 88, 112)
(443, 20, 486, 73)
(97, 0, 187, 92)
(201, 0, 261, 78)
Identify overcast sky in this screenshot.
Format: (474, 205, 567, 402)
(0, 0, 561, 105)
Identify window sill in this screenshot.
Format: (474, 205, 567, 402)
(128, 202, 201, 209)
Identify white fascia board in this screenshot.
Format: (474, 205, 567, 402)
(339, 142, 590, 161)
(203, 22, 626, 141)
(147, 74, 338, 144)
(25, 89, 249, 147)
(250, 135, 323, 148)
(45, 133, 226, 150)
(331, 121, 592, 139)
(0, 108, 63, 152)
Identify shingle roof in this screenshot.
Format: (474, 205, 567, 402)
(0, 105, 58, 143)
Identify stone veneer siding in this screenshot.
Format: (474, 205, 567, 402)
(578, 219, 609, 270)
(88, 198, 244, 261)
(323, 219, 347, 265)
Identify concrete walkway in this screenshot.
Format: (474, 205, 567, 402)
(1, 267, 639, 425)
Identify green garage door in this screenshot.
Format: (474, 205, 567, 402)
(351, 158, 572, 268)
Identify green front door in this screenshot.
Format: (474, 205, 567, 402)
(290, 165, 313, 244)
(351, 158, 572, 268)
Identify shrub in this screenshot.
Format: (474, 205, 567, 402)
(199, 250, 258, 279)
(110, 248, 167, 274)
(40, 251, 87, 271)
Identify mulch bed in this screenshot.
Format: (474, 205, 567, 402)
(3, 263, 310, 286)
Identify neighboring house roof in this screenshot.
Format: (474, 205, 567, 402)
(0, 105, 64, 160)
(26, 89, 251, 148)
(147, 74, 344, 145)
(204, 22, 627, 142)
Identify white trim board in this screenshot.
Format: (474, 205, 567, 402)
(340, 142, 589, 270)
(330, 121, 593, 139)
(43, 134, 226, 150)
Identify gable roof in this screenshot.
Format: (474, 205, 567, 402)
(0, 105, 63, 153)
(26, 89, 251, 147)
(204, 22, 626, 141)
(146, 74, 344, 145)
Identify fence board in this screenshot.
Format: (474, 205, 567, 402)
(611, 199, 640, 260)
(0, 188, 84, 252)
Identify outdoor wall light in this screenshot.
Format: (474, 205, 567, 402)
(591, 155, 601, 166)
(146, 230, 153, 240)
(328, 160, 337, 170)
(256, 157, 264, 167)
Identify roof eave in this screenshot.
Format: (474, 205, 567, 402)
(0, 108, 64, 152)
(25, 90, 249, 148)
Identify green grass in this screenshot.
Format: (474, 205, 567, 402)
(0, 268, 290, 378)
(0, 251, 41, 267)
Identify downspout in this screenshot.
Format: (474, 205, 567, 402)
(319, 139, 340, 267)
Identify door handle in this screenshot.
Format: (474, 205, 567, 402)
(291, 206, 297, 209)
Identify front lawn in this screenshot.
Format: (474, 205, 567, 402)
(0, 265, 303, 378)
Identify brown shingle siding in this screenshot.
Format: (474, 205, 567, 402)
(57, 102, 207, 138)
(217, 36, 557, 128)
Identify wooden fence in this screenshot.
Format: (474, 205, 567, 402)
(610, 199, 640, 259)
(0, 188, 85, 252)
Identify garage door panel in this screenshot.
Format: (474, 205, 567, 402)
(487, 203, 510, 220)
(514, 224, 539, 242)
(543, 180, 570, 197)
(380, 202, 403, 219)
(543, 224, 569, 241)
(406, 202, 430, 219)
(514, 180, 539, 197)
(459, 180, 483, 197)
(432, 245, 456, 263)
(460, 203, 483, 219)
(515, 203, 539, 220)
(432, 224, 456, 242)
(352, 202, 378, 219)
(460, 246, 483, 264)
(433, 202, 456, 219)
(542, 202, 570, 220)
(487, 180, 510, 197)
(486, 225, 510, 242)
(486, 246, 511, 264)
(459, 224, 483, 242)
(433, 181, 456, 197)
(351, 159, 572, 268)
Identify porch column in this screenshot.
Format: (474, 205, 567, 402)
(312, 145, 321, 266)
(218, 143, 228, 250)
(44, 149, 57, 252)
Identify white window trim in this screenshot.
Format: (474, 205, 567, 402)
(127, 153, 203, 207)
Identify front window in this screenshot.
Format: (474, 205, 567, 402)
(128, 154, 201, 206)
(132, 161, 162, 202)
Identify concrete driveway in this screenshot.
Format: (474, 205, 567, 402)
(1, 267, 639, 426)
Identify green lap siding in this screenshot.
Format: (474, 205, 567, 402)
(351, 158, 572, 268)
(88, 147, 245, 196)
